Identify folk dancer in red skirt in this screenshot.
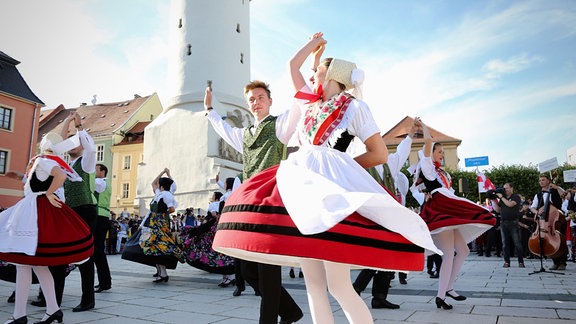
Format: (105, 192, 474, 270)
(205, 80, 303, 324)
(412, 121, 495, 310)
(213, 33, 440, 324)
(0, 133, 94, 324)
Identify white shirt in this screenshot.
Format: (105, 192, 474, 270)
(68, 130, 97, 173)
(95, 177, 106, 194)
(206, 103, 302, 154)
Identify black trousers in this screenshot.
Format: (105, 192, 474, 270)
(52, 204, 97, 306)
(552, 221, 568, 266)
(353, 269, 394, 299)
(427, 254, 442, 273)
(234, 258, 246, 290)
(93, 215, 112, 288)
(241, 261, 301, 324)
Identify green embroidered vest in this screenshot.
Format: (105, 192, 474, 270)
(367, 164, 395, 193)
(64, 157, 97, 208)
(242, 115, 286, 179)
(95, 178, 112, 218)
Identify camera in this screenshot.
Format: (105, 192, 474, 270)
(487, 187, 506, 200)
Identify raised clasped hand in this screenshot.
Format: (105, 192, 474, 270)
(204, 87, 212, 109)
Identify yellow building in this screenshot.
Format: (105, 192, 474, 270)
(110, 122, 149, 216)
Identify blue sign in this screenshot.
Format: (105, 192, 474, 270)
(464, 156, 489, 167)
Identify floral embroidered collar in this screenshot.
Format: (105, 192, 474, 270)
(302, 93, 354, 146)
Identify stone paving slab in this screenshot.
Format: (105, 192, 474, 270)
(0, 253, 574, 323)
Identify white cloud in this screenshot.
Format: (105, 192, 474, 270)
(483, 54, 543, 79)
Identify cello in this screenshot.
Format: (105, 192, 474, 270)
(528, 189, 565, 258)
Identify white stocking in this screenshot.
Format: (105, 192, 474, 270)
(300, 259, 373, 324)
(32, 266, 59, 316)
(13, 265, 32, 319)
(299, 259, 334, 324)
(324, 261, 373, 324)
(433, 230, 455, 298)
(157, 264, 167, 277)
(447, 230, 469, 294)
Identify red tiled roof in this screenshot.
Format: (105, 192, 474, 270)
(117, 121, 151, 145)
(38, 95, 152, 142)
(382, 116, 461, 146)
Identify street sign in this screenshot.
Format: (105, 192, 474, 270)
(537, 157, 558, 173)
(564, 169, 576, 183)
(464, 156, 489, 167)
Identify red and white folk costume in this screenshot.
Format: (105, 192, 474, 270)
(413, 148, 495, 305)
(0, 155, 93, 265)
(0, 141, 93, 323)
(214, 88, 440, 272)
(415, 157, 495, 241)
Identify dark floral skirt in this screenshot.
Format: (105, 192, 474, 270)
(181, 222, 235, 275)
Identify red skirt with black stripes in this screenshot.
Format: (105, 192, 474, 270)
(0, 195, 93, 266)
(213, 165, 425, 271)
(420, 189, 496, 243)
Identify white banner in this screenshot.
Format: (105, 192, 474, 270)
(564, 169, 576, 183)
(537, 157, 558, 173)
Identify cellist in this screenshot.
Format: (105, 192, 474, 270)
(530, 173, 567, 270)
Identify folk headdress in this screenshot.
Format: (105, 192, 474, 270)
(325, 58, 365, 99)
(294, 58, 366, 104)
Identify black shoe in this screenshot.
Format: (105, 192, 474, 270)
(233, 286, 245, 297)
(218, 278, 235, 287)
(95, 285, 111, 293)
(371, 298, 400, 309)
(289, 268, 295, 278)
(7, 291, 15, 303)
(446, 289, 466, 301)
(298, 270, 303, 278)
(72, 302, 95, 312)
(429, 272, 439, 279)
(279, 310, 304, 324)
(31, 299, 46, 307)
(435, 297, 452, 310)
(254, 290, 261, 296)
(399, 277, 407, 285)
(153, 276, 169, 283)
(4, 316, 27, 324)
(33, 309, 63, 324)
(152, 272, 159, 277)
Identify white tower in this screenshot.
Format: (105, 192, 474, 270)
(137, 0, 253, 215)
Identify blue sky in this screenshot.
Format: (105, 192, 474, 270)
(2, 0, 575, 169)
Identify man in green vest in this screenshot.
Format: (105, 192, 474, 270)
(59, 111, 98, 312)
(94, 163, 112, 293)
(205, 81, 303, 324)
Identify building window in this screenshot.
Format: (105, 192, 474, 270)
(96, 145, 104, 162)
(123, 155, 131, 170)
(122, 183, 129, 199)
(0, 150, 7, 174)
(0, 107, 13, 130)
